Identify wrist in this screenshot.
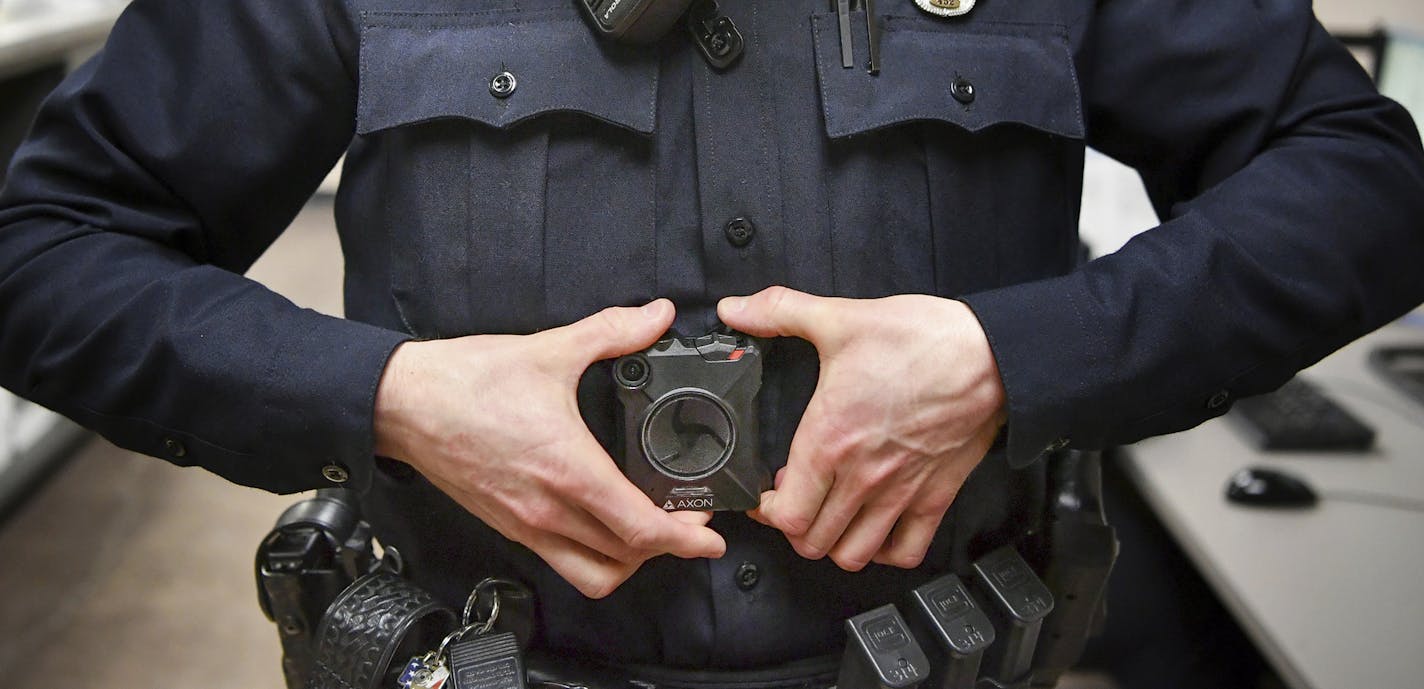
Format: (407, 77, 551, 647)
(373, 340, 421, 460)
(946, 298, 1008, 427)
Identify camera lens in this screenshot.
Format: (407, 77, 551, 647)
(642, 391, 735, 478)
(615, 356, 650, 388)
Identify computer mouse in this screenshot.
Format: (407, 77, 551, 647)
(1225, 466, 1318, 508)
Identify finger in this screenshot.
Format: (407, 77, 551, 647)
(759, 417, 835, 537)
(873, 461, 965, 568)
(550, 299, 676, 366)
(793, 478, 864, 560)
(430, 469, 650, 566)
(717, 286, 839, 344)
(872, 509, 943, 569)
(670, 510, 714, 526)
(828, 502, 904, 572)
(524, 528, 642, 599)
(546, 503, 649, 564)
(574, 438, 727, 559)
(746, 489, 777, 526)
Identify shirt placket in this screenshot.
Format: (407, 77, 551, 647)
(689, 0, 789, 659)
(692, 1, 786, 303)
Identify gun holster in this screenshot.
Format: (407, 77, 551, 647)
(1027, 450, 1120, 687)
(256, 488, 381, 689)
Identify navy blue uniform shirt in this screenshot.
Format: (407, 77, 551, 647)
(2, 0, 1423, 668)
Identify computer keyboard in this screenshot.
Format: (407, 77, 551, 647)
(1227, 377, 1376, 451)
(1369, 346, 1424, 409)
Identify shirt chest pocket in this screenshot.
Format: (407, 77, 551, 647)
(811, 13, 1087, 297)
(355, 11, 660, 338)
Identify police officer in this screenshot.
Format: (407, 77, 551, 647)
(1, 0, 1422, 683)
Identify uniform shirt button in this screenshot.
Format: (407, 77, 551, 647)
(1207, 389, 1231, 409)
(322, 463, 351, 484)
(163, 437, 187, 458)
(735, 561, 760, 590)
(489, 71, 517, 98)
(951, 77, 975, 104)
(724, 217, 756, 247)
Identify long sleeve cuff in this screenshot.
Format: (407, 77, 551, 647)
(961, 279, 1096, 468)
(254, 312, 411, 494)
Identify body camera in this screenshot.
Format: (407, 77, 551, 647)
(613, 332, 767, 511)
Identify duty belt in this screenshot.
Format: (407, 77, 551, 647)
(258, 451, 1117, 689)
(528, 653, 839, 689)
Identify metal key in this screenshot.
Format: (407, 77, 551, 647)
(399, 578, 524, 689)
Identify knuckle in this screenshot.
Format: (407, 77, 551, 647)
(800, 535, 833, 559)
(620, 522, 659, 551)
(925, 494, 956, 516)
(593, 307, 625, 339)
(763, 285, 793, 309)
(848, 461, 894, 498)
(885, 549, 926, 569)
(857, 460, 901, 490)
(580, 574, 620, 600)
(501, 521, 534, 545)
(540, 468, 579, 496)
(777, 512, 815, 537)
(816, 419, 863, 463)
(575, 307, 634, 350)
(831, 550, 871, 572)
(762, 286, 798, 324)
(611, 543, 643, 564)
(800, 451, 837, 480)
(514, 499, 556, 530)
(913, 490, 959, 518)
(793, 539, 826, 560)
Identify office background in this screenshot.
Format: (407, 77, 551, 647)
(1, 1, 1421, 687)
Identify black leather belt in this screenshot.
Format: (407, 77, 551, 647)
(527, 651, 839, 689)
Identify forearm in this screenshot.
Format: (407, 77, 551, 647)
(0, 214, 409, 492)
(0, 0, 410, 492)
(965, 7, 1424, 466)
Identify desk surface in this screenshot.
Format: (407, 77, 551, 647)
(1121, 318, 1424, 689)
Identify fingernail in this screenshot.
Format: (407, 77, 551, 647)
(757, 492, 774, 515)
(641, 299, 668, 319)
(721, 297, 747, 313)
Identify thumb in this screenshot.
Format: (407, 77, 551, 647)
(717, 286, 836, 343)
(556, 299, 675, 364)
(669, 510, 715, 527)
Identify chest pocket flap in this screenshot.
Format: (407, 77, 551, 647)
(357, 11, 659, 135)
(813, 14, 1084, 139)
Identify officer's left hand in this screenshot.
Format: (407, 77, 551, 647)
(718, 287, 1006, 572)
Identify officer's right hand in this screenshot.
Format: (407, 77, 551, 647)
(371, 299, 726, 598)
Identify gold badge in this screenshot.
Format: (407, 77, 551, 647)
(914, 0, 974, 18)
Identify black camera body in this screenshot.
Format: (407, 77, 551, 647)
(614, 332, 768, 511)
(576, 0, 745, 70)
(576, 0, 694, 44)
